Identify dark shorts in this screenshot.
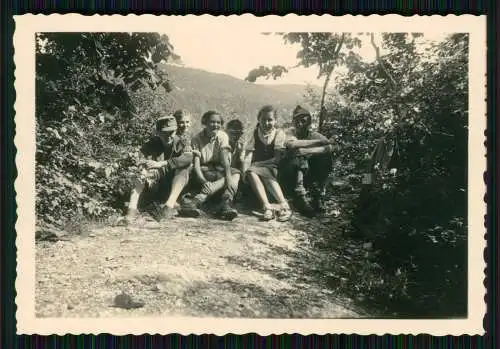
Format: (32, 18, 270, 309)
(279, 153, 333, 195)
(247, 163, 279, 180)
(138, 166, 190, 209)
(200, 164, 241, 182)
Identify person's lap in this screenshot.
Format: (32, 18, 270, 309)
(137, 167, 189, 212)
(279, 153, 332, 196)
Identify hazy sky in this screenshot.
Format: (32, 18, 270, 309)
(163, 29, 448, 87)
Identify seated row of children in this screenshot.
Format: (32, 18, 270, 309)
(125, 104, 336, 224)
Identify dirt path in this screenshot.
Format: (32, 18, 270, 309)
(36, 209, 361, 318)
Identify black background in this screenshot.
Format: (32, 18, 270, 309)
(1, 1, 497, 348)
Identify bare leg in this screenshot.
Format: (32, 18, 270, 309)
(164, 168, 190, 209)
(295, 169, 306, 195)
(204, 177, 226, 196)
(224, 173, 241, 199)
(247, 171, 271, 208)
(128, 180, 145, 211)
(262, 177, 290, 208)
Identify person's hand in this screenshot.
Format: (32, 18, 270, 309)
(201, 181, 213, 195)
(144, 160, 160, 170)
(191, 149, 201, 158)
(295, 148, 306, 157)
(325, 144, 336, 153)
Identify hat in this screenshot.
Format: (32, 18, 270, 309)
(293, 105, 311, 119)
(156, 114, 177, 132)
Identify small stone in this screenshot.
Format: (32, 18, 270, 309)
(113, 293, 145, 309)
(89, 233, 96, 238)
(67, 304, 74, 310)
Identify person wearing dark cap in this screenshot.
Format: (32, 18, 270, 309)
(281, 105, 336, 217)
(125, 113, 194, 224)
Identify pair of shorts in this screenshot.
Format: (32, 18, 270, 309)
(201, 164, 241, 182)
(247, 163, 278, 180)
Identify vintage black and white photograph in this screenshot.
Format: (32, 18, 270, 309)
(15, 15, 486, 335)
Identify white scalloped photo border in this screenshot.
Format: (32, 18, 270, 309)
(13, 13, 487, 336)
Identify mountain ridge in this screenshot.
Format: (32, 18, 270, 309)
(158, 64, 320, 131)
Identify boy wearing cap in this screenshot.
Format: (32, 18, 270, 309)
(281, 105, 336, 217)
(126, 113, 193, 223)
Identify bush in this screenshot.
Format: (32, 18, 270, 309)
(35, 33, 177, 227)
(313, 33, 469, 316)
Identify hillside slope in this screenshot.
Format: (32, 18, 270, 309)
(159, 64, 319, 131)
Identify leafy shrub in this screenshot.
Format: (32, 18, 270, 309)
(35, 33, 177, 227)
(307, 33, 469, 316)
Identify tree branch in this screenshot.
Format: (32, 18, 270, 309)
(370, 33, 398, 90)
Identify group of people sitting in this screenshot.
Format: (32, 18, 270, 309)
(125, 105, 336, 224)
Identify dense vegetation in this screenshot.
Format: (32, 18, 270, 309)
(36, 32, 468, 317)
(248, 32, 468, 317)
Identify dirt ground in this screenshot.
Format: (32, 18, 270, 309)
(36, 206, 362, 318)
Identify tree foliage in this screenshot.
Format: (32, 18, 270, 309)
(310, 32, 468, 316)
(245, 32, 363, 127)
(35, 33, 179, 227)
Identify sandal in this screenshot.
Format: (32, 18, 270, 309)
(277, 206, 292, 222)
(261, 207, 275, 221)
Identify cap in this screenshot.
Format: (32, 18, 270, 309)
(156, 114, 177, 132)
(293, 105, 311, 119)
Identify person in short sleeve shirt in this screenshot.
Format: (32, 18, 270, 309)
(126, 114, 193, 223)
(180, 111, 241, 220)
(242, 105, 291, 222)
(280, 105, 336, 216)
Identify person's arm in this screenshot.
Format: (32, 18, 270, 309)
(193, 155, 207, 184)
(215, 131, 233, 186)
(241, 150, 253, 182)
(296, 144, 336, 156)
(285, 138, 330, 149)
(139, 141, 159, 168)
(164, 152, 194, 170)
(221, 148, 233, 185)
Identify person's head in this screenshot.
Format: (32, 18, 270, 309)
(226, 119, 244, 145)
(292, 105, 312, 133)
(173, 109, 192, 135)
(155, 114, 177, 141)
(201, 110, 224, 136)
(257, 105, 278, 133)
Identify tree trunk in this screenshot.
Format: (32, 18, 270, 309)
(318, 69, 334, 130)
(318, 33, 345, 130)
